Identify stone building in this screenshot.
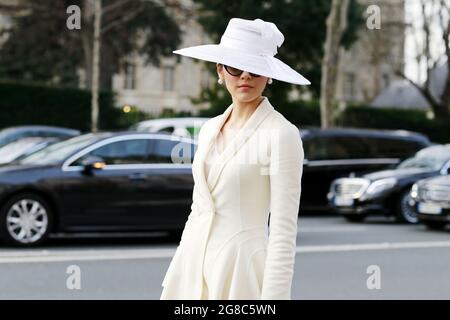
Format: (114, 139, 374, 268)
(337, 0, 405, 105)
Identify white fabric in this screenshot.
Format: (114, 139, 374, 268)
(172, 18, 311, 86)
(160, 97, 304, 299)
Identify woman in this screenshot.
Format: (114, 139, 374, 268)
(160, 18, 310, 300)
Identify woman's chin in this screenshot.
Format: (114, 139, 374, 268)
(233, 92, 260, 103)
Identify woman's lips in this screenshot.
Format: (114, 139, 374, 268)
(238, 85, 253, 88)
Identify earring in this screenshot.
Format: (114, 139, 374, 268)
(267, 78, 273, 84)
(218, 78, 223, 85)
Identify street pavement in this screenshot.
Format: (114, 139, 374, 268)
(0, 214, 449, 299)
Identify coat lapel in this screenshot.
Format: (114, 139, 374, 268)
(202, 97, 274, 193)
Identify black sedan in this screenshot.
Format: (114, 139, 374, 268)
(410, 175, 450, 230)
(299, 127, 431, 212)
(0, 132, 197, 246)
(328, 144, 450, 223)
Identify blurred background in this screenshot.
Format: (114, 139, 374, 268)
(0, 0, 448, 139)
(0, 0, 449, 300)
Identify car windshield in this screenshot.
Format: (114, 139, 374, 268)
(397, 147, 450, 171)
(17, 134, 97, 165)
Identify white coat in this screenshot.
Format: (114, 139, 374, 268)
(160, 97, 304, 300)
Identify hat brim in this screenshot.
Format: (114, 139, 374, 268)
(173, 44, 311, 86)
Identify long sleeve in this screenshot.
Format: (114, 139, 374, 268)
(179, 121, 209, 246)
(261, 123, 304, 300)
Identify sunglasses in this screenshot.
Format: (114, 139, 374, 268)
(224, 65, 261, 77)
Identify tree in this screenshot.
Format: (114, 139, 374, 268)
(0, 0, 185, 89)
(320, 0, 350, 128)
(191, 0, 362, 114)
(395, 0, 450, 118)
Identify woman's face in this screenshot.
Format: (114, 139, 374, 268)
(217, 64, 269, 103)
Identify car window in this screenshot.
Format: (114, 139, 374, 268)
(73, 139, 148, 165)
(369, 138, 423, 159)
(148, 139, 196, 164)
(19, 134, 97, 165)
(303, 136, 370, 160)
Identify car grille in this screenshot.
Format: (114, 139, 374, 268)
(419, 187, 450, 202)
(333, 178, 369, 198)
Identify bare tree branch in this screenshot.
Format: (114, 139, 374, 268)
(101, 7, 145, 34)
(102, 0, 133, 15)
(395, 69, 441, 109)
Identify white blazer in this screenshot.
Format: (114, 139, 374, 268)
(160, 97, 304, 300)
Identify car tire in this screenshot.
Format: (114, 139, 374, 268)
(395, 189, 418, 224)
(0, 193, 54, 247)
(423, 220, 447, 230)
(344, 215, 367, 223)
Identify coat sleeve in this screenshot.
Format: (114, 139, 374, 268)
(261, 123, 304, 300)
(178, 121, 210, 246)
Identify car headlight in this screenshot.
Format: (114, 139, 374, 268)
(365, 178, 397, 196)
(410, 183, 418, 199)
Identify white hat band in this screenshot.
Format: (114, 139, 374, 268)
(220, 27, 277, 56)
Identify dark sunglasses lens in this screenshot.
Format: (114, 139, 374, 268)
(224, 65, 261, 77)
(225, 65, 243, 76)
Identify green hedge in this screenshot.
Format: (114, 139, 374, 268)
(1, 81, 447, 143)
(282, 101, 449, 144)
(0, 81, 124, 132)
(336, 105, 449, 144)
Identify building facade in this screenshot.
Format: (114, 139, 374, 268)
(113, 0, 406, 116)
(337, 0, 405, 105)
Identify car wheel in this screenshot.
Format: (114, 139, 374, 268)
(344, 215, 367, 223)
(0, 193, 54, 246)
(423, 220, 447, 231)
(395, 190, 418, 224)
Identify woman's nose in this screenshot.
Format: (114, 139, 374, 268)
(240, 71, 252, 80)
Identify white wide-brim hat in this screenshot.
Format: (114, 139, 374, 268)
(173, 18, 311, 86)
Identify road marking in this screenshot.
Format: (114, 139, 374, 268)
(296, 240, 450, 253)
(1, 240, 450, 264)
(298, 226, 367, 233)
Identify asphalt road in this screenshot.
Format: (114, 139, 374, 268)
(0, 214, 449, 299)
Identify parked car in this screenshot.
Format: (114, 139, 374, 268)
(0, 132, 197, 246)
(299, 127, 431, 212)
(0, 137, 60, 165)
(0, 125, 80, 149)
(410, 175, 450, 230)
(129, 117, 210, 138)
(328, 144, 450, 223)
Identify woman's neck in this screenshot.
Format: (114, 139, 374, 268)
(228, 96, 265, 128)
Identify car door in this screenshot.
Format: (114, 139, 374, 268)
(301, 135, 372, 211)
(143, 137, 196, 228)
(61, 137, 152, 229)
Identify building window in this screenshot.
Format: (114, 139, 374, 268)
(163, 66, 175, 92)
(343, 73, 355, 101)
(124, 62, 136, 90)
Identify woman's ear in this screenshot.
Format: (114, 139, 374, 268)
(216, 63, 223, 78)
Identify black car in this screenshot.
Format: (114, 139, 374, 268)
(299, 127, 431, 212)
(410, 175, 450, 230)
(328, 144, 450, 223)
(0, 132, 197, 246)
(0, 125, 80, 149)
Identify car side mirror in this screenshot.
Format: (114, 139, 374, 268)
(81, 156, 106, 173)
